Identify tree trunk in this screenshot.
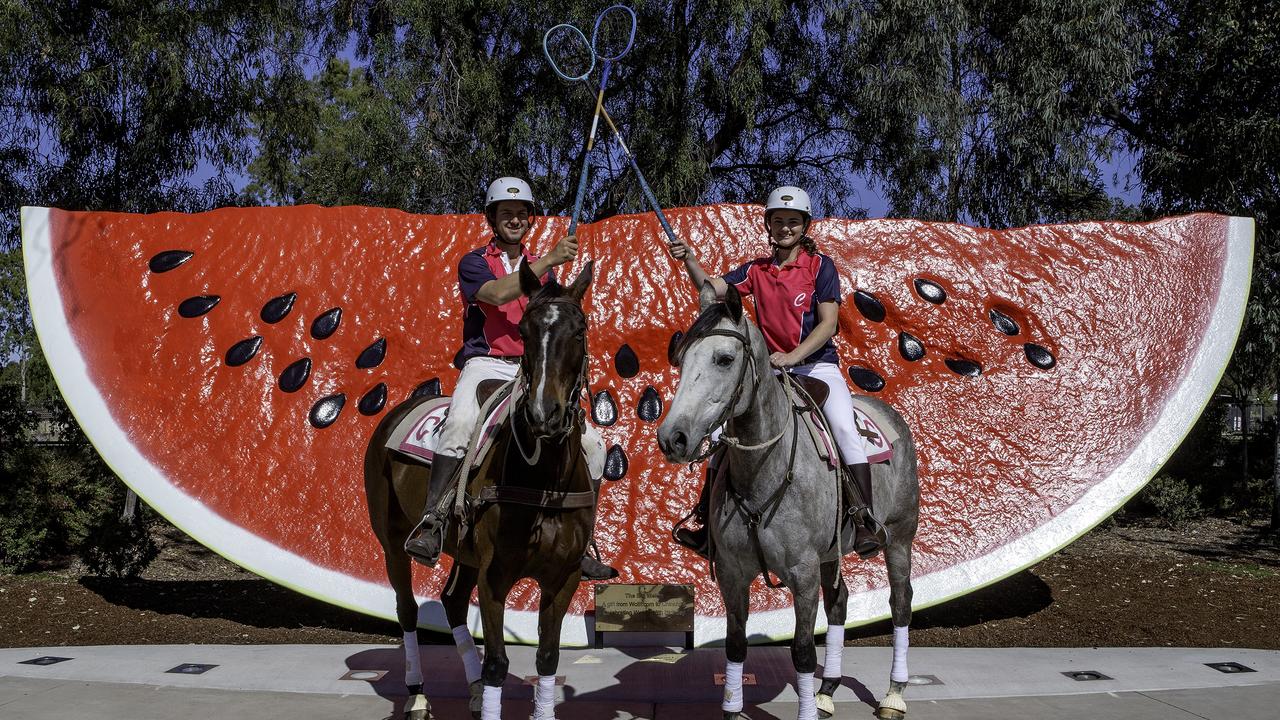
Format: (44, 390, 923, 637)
(1272, 418, 1279, 533)
(1241, 399, 1250, 485)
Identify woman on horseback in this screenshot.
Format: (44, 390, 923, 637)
(667, 185, 881, 559)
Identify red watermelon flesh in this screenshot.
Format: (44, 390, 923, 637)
(21, 205, 1252, 643)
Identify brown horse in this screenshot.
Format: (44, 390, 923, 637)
(364, 260, 597, 720)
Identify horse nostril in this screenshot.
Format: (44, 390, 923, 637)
(672, 430, 688, 455)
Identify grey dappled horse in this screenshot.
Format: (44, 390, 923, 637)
(657, 283, 920, 720)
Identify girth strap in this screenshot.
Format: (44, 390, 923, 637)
(475, 486, 597, 509)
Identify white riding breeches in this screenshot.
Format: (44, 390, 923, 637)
(782, 362, 868, 465)
(437, 356, 521, 459)
(436, 355, 605, 476)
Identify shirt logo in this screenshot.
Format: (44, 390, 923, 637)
(793, 292, 808, 306)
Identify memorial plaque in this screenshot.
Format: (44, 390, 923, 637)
(593, 584, 695, 648)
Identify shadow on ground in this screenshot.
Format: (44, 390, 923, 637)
(77, 576, 416, 637)
(848, 568, 1053, 640)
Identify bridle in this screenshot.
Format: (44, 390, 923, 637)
(670, 309, 787, 460)
(514, 296, 590, 461)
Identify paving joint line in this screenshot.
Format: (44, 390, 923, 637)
(1135, 690, 1213, 720)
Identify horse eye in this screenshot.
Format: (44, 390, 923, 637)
(714, 353, 735, 368)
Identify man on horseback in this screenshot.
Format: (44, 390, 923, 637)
(404, 176, 617, 581)
(667, 185, 883, 559)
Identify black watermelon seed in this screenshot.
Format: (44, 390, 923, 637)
(604, 444, 628, 480)
(225, 336, 263, 367)
(667, 331, 684, 366)
(615, 343, 640, 378)
(914, 279, 947, 304)
(848, 366, 886, 392)
(945, 358, 983, 377)
(853, 290, 886, 322)
(356, 338, 387, 369)
(278, 358, 312, 393)
(311, 307, 342, 340)
(309, 393, 345, 428)
(412, 377, 442, 398)
(637, 385, 662, 422)
(990, 308, 1020, 336)
(1024, 343, 1057, 369)
(261, 292, 297, 324)
(898, 332, 926, 361)
(359, 383, 388, 415)
(148, 250, 193, 273)
(591, 389, 619, 427)
(178, 295, 220, 318)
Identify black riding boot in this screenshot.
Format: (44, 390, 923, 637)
(845, 462, 882, 559)
(673, 464, 714, 558)
(580, 475, 620, 581)
(404, 454, 463, 566)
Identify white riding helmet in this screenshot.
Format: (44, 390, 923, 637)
(484, 176, 536, 213)
(765, 185, 812, 217)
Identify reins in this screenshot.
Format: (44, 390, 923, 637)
(674, 310, 811, 589)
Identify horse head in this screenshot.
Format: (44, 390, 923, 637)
(517, 258, 593, 438)
(658, 281, 766, 462)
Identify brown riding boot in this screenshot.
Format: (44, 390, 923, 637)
(673, 464, 714, 558)
(404, 454, 463, 566)
(845, 462, 882, 559)
(580, 475, 620, 581)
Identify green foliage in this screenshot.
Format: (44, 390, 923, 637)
(0, 385, 136, 572)
(79, 510, 159, 579)
(1139, 475, 1205, 528)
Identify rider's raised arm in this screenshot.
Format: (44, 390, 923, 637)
(669, 238, 729, 299)
(470, 236, 575, 305)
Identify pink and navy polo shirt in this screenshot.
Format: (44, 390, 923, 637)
(454, 241, 555, 368)
(721, 249, 843, 365)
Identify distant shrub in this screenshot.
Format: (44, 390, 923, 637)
(1140, 475, 1206, 527)
(1, 384, 157, 576)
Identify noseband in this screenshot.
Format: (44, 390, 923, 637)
(670, 310, 771, 460)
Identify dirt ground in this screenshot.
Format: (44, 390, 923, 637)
(2, 515, 1278, 649)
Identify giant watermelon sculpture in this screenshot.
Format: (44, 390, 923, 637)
(21, 205, 1252, 644)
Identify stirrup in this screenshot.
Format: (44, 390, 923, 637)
(673, 525, 710, 559)
(846, 507, 886, 560)
(404, 513, 446, 567)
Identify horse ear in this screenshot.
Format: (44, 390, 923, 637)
(725, 283, 744, 323)
(567, 260, 593, 302)
(698, 280, 718, 311)
(518, 257, 542, 297)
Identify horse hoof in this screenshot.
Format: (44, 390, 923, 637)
(405, 692, 433, 720)
(723, 713, 742, 720)
(816, 691, 835, 718)
(468, 679, 483, 719)
(874, 707, 906, 720)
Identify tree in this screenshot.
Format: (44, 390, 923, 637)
(1119, 0, 1280, 530)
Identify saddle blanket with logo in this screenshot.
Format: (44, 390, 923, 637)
(386, 394, 513, 468)
(796, 393, 897, 466)
(385, 394, 607, 479)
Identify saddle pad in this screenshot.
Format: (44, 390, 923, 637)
(786, 383, 895, 467)
(386, 393, 513, 467)
(851, 397, 898, 464)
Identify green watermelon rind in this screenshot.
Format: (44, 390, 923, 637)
(22, 206, 1254, 646)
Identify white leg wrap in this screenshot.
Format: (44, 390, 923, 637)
(796, 671, 817, 720)
(891, 625, 910, 683)
(722, 660, 745, 712)
(403, 631, 423, 687)
(481, 684, 502, 720)
(822, 624, 844, 680)
(532, 675, 557, 719)
(452, 625, 483, 684)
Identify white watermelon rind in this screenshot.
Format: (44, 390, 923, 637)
(22, 207, 1254, 646)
